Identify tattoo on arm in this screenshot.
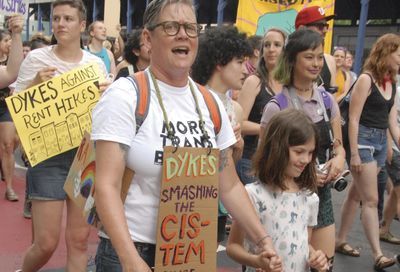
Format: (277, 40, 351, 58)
(119, 143, 128, 159)
(219, 148, 229, 172)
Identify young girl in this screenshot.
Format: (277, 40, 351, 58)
(227, 109, 328, 272)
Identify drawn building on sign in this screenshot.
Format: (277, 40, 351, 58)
(55, 122, 73, 151)
(42, 123, 59, 156)
(78, 112, 92, 135)
(29, 131, 47, 164)
(67, 113, 82, 146)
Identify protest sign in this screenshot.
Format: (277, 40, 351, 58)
(6, 62, 103, 166)
(63, 132, 97, 223)
(236, 0, 335, 53)
(155, 146, 219, 272)
(64, 132, 135, 227)
(0, 0, 30, 20)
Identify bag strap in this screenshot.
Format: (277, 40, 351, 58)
(127, 71, 151, 134)
(119, 71, 152, 204)
(196, 83, 222, 135)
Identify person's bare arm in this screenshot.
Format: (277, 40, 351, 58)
(0, 15, 23, 88)
(348, 73, 372, 173)
(324, 54, 337, 88)
(95, 140, 151, 272)
(219, 148, 278, 258)
(238, 75, 262, 136)
(232, 100, 244, 163)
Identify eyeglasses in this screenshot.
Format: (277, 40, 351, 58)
(148, 21, 202, 38)
(307, 22, 329, 31)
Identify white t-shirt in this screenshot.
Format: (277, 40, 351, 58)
(91, 70, 236, 243)
(244, 181, 319, 272)
(15, 45, 107, 92)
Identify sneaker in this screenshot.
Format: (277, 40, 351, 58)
(380, 231, 400, 245)
(23, 199, 32, 219)
(5, 188, 19, 201)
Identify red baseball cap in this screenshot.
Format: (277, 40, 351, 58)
(295, 6, 335, 29)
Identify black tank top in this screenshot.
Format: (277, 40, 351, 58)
(360, 82, 395, 129)
(242, 81, 274, 159)
(318, 57, 331, 90)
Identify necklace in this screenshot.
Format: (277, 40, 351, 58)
(149, 70, 212, 148)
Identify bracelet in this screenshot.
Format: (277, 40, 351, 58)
(256, 234, 271, 247)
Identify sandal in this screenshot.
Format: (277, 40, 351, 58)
(379, 231, 400, 245)
(335, 242, 360, 257)
(374, 255, 395, 270)
(5, 188, 19, 202)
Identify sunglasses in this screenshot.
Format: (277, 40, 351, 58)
(307, 22, 329, 31)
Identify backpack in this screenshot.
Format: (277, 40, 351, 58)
(108, 71, 223, 208)
(271, 87, 333, 112)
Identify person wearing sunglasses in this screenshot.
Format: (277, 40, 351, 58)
(295, 6, 337, 95)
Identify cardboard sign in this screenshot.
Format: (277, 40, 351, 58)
(0, 0, 30, 19)
(64, 132, 135, 227)
(236, 0, 335, 53)
(63, 132, 98, 224)
(6, 63, 103, 166)
(155, 146, 219, 272)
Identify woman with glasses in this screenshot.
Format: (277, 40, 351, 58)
(260, 29, 346, 271)
(236, 28, 286, 185)
(92, 1, 282, 271)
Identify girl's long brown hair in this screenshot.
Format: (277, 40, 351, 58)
(253, 109, 319, 192)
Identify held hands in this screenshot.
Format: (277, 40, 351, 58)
(7, 14, 24, 34)
(255, 252, 283, 272)
(257, 237, 283, 272)
(309, 249, 328, 271)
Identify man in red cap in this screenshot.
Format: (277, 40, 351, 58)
(295, 6, 337, 94)
(295, 5, 338, 272)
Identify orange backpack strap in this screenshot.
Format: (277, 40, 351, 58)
(196, 83, 222, 135)
(127, 71, 151, 133)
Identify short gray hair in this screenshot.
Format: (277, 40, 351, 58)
(143, 0, 195, 28)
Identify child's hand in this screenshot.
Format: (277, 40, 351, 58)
(255, 251, 283, 272)
(309, 249, 328, 271)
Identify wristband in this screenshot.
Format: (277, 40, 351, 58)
(256, 234, 271, 247)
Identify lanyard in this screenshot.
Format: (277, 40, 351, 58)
(149, 70, 213, 151)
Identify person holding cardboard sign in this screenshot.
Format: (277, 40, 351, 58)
(14, 1, 107, 271)
(92, 0, 281, 271)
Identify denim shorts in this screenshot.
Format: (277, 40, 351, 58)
(95, 237, 155, 271)
(236, 158, 257, 185)
(27, 148, 77, 200)
(0, 106, 12, 122)
(386, 149, 400, 186)
(357, 124, 387, 167)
